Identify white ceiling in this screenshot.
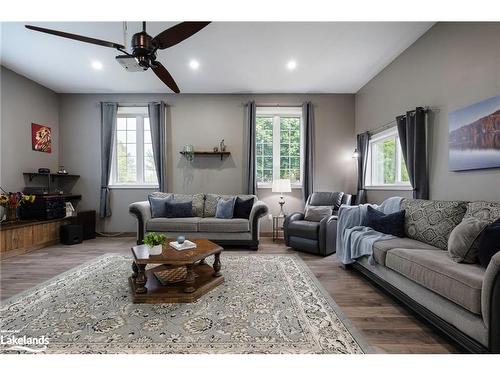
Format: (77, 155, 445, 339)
(0, 22, 433, 94)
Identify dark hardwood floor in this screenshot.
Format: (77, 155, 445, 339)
(0, 236, 460, 354)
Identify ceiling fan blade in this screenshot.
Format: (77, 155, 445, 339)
(25, 25, 124, 49)
(151, 62, 180, 93)
(152, 22, 211, 50)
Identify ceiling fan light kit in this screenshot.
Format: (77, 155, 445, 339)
(25, 21, 211, 93)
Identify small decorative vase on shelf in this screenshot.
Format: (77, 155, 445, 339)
(183, 144, 195, 162)
(5, 206, 17, 222)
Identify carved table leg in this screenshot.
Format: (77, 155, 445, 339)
(135, 264, 147, 294)
(184, 264, 196, 293)
(131, 262, 138, 279)
(213, 252, 222, 277)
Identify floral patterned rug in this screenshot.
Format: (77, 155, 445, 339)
(0, 254, 369, 354)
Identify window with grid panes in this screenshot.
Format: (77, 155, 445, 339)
(110, 107, 158, 187)
(255, 107, 303, 187)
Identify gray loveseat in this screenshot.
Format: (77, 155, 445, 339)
(129, 193, 268, 250)
(344, 199, 500, 353)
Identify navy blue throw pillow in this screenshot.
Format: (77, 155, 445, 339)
(165, 200, 193, 218)
(366, 206, 406, 237)
(478, 218, 500, 268)
(233, 197, 254, 219)
(148, 195, 172, 218)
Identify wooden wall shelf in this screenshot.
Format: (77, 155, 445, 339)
(23, 172, 80, 182)
(180, 151, 231, 161)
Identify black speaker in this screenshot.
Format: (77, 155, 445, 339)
(70, 210, 96, 240)
(60, 224, 83, 245)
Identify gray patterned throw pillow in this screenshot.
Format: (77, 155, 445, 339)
(464, 201, 500, 222)
(401, 199, 468, 250)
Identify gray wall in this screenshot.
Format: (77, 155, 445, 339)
(356, 22, 500, 204)
(0, 67, 60, 191)
(59, 93, 356, 232)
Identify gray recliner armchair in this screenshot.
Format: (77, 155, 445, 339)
(283, 192, 352, 256)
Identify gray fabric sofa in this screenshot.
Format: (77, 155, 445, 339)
(284, 192, 352, 256)
(345, 199, 500, 353)
(129, 193, 269, 250)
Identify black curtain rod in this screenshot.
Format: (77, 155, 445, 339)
(367, 106, 438, 136)
(99, 101, 163, 107)
(243, 103, 303, 108)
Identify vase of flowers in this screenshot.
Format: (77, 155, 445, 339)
(144, 232, 167, 255)
(0, 190, 36, 222)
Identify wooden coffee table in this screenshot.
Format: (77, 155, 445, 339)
(129, 238, 224, 303)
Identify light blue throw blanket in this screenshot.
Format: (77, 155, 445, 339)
(336, 197, 403, 265)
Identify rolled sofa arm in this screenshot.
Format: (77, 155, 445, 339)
(249, 200, 269, 242)
(129, 201, 151, 245)
(481, 251, 500, 352)
(283, 212, 305, 246)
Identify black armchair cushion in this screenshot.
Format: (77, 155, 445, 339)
(287, 220, 320, 240)
(309, 192, 344, 210)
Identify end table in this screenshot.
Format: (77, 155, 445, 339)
(272, 215, 286, 242)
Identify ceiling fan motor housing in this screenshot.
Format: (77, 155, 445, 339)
(132, 32, 155, 55)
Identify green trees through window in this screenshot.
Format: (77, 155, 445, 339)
(256, 111, 302, 185)
(279, 117, 300, 182)
(256, 117, 274, 183)
(114, 109, 158, 186)
(369, 130, 410, 186)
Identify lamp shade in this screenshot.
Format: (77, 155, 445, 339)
(272, 179, 292, 193)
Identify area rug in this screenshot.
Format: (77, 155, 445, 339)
(0, 254, 369, 354)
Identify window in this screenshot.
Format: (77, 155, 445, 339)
(366, 127, 411, 189)
(255, 107, 302, 187)
(110, 107, 158, 187)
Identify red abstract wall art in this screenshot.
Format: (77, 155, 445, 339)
(31, 123, 52, 153)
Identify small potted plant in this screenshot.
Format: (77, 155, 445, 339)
(143, 232, 167, 255)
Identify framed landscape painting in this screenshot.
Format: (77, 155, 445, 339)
(31, 123, 52, 153)
(449, 95, 500, 171)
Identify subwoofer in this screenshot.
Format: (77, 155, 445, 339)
(60, 224, 83, 245)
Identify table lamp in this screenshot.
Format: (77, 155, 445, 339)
(272, 179, 292, 217)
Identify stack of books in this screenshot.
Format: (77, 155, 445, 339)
(169, 240, 197, 251)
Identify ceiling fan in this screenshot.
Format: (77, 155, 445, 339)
(25, 21, 211, 93)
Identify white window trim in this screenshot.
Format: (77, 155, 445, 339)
(365, 126, 412, 190)
(256, 107, 303, 189)
(109, 108, 159, 188)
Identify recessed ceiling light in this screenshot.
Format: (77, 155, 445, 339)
(91, 61, 103, 70)
(286, 60, 297, 71)
(189, 59, 200, 70)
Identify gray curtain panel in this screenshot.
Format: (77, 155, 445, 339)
(355, 132, 370, 204)
(244, 101, 257, 195)
(396, 107, 429, 199)
(100, 102, 118, 218)
(302, 102, 315, 201)
(148, 101, 168, 192)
